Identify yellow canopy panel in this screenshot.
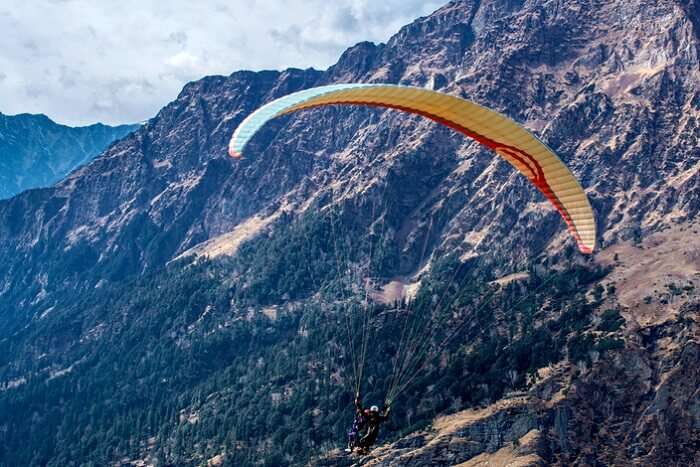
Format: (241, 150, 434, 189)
(228, 84, 596, 254)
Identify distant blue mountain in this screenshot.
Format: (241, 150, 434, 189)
(0, 112, 138, 199)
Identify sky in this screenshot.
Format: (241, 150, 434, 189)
(0, 0, 444, 126)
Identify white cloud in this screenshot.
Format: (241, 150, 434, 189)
(0, 0, 444, 126)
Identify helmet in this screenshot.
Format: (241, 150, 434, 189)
(370, 405, 379, 413)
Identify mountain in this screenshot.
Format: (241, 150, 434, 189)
(0, 0, 698, 466)
(0, 112, 138, 199)
(316, 223, 700, 467)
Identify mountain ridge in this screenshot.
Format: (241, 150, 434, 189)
(0, 0, 698, 465)
(0, 111, 138, 199)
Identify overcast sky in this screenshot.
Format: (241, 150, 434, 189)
(0, 0, 443, 126)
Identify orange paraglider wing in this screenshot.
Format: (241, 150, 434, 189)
(228, 84, 596, 253)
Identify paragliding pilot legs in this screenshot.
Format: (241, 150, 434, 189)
(346, 393, 365, 452)
(347, 424, 359, 451)
(357, 428, 378, 454)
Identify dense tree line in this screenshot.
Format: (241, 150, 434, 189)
(0, 211, 619, 466)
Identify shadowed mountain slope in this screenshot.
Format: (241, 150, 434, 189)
(0, 112, 137, 199)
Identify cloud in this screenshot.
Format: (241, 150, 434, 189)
(167, 30, 188, 47)
(0, 0, 444, 126)
(332, 6, 361, 33)
(166, 51, 201, 70)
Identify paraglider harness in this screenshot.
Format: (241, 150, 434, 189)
(347, 395, 390, 453)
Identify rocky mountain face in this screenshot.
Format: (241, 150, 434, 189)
(0, 0, 698, 466)
(0, 0, 697, 321)
(1, 0, 698, 321)
(0, 112, 137, 199)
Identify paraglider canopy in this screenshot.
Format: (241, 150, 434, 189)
(228, 83, 596, 254)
